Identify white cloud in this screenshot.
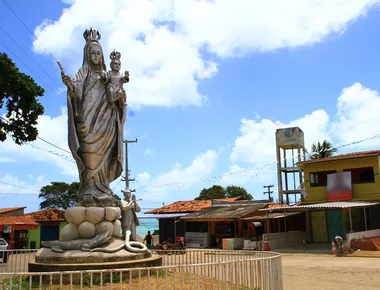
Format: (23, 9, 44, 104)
(332, 82, 380, 148)
(220, 164, 276, 187)
(31, 0, 379, 108)
(61, 0, 76, 4)
(230, 110, 331, 166)
(136, 172, 151, 185)
(0, 108, 77, 177)
(0, 157, 16, 163)
(143, 148, 153, 155)
(0, 174, 49, 195)
(135, 149, 219, 201)
(230, 82, 380, 175)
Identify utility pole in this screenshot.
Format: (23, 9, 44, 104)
(123, 138, 138, 189)
(263, 185, 274, 202)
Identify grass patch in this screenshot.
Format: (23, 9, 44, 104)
(0, 271, 253, 289)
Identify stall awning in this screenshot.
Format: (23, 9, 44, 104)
(138, 213, 188, 219)
(244, 212, 302, 220)
(259, 201, 379, 212)
(181, 204, 267, 221)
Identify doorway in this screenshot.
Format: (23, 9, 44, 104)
(327, 209, 344, 241)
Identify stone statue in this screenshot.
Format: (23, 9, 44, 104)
(37, 28, 150, 260)
(60, 28, 126, 207)
(120, 189, 141, 241)
(102, 50, 129, 125)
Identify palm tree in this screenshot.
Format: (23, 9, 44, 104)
(309, 140, 337, 159)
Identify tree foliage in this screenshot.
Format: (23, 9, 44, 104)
(0, 53, 44, 144)
(39, 181, 121, 210)
(309, 140, 337, 159)
(195, 185, 226, 200)
(195, 185, 253, 200)
(225, 185, 253, 200)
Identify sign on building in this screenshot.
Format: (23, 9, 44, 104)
(276, 127, 305, 148)
(3, 225, 12, 233)
(327, 171, 352, 201)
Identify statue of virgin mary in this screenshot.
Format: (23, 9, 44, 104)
(61, 28, 125, 206)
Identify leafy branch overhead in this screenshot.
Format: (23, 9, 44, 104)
(39, 182, 121, 210)
(195, 185, 253, 200)
(0, 53, 44, 144)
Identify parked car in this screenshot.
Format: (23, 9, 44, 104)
(0, 237, 9, 263)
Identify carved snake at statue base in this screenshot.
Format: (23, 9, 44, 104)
(90, 230, 150, 254)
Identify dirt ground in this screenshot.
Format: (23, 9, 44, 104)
(283, 253, 380, 290)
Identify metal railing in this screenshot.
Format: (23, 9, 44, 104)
(1, 249, 282, 289)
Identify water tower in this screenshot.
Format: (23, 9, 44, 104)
(275, 127, 306, 205)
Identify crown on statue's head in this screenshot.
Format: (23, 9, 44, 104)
(110, 50, 121, 62)
(83, 27, 101, 43)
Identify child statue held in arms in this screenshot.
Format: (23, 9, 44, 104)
(101, 50, 129, 114)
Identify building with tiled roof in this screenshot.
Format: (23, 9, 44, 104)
(0, 206, 37, 249)
(145, 197, 242, 214)
(0, 216, 38, 229)
(298, 150, 380, 165)
(144, 197, 244, 246)
(26, 208, 65, 222)
(25, 208, 68, 249)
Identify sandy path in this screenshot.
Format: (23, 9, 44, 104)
(282, 253, 380, 290)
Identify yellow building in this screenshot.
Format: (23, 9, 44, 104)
(297, 150, 380, 243)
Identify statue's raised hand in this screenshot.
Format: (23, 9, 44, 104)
(61, 74, 72, 88)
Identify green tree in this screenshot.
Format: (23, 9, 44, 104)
(0, 53, 44, 144)
(194, 185, 253, 200)
(195, 185, 226, 200)
(225, 185, 253, 200)
(39, 181, 121, 210)
(309, 140, 337, 159)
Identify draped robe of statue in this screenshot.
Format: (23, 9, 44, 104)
(67, 40, 125, 206)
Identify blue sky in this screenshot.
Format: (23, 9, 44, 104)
(2, 0, 380, 213)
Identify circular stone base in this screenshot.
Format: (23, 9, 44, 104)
(29, 254, 162, 272)
(32, 238, 154, 265)
(29, 239, 162, 284)
(28, 253, 162, 284)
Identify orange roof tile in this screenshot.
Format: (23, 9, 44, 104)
(0, 207, 26, 215)
(0, 215, 38, 227)
(145, 197, 242, 214)
(26, 208, 65, 222)
(300, 150, 380, 165)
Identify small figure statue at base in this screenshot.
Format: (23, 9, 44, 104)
(120, 189, 141, 241)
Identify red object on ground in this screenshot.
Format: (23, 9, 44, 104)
(176, 236, 184, 243)
(351, 237, 380, 251)
(263, 236, 271, 251)
(331, 240, 337, 255)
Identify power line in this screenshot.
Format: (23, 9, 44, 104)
(0, 39, 64, 101)
(3, 130, 380, 192)
(0, 181, 39, 192)
(0, 0, 59, 63)
(0, 117, 71, 154)
(0, 26, 63, 92)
